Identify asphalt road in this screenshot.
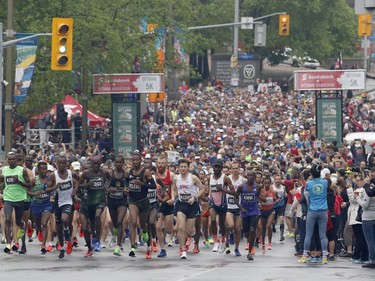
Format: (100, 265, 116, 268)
(0, 231, 373, 281)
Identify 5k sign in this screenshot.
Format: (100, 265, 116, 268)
(93, 73, 164, 94)
(294, 70, 366, 91)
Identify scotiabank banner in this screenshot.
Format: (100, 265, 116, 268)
(294, 69, 366, 90)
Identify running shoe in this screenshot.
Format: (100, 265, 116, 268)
(168, 240, 173, 247)
(12, 243, 19, 252)
(152, 240, 158, 252)
(321, 256, 327, 264)
(272, 223, 276, 233)
(247, 253, 254, 260)
(208, 237, 214, 244)
(17, 228, 25, 239)
(339, 251, 352, 258)
(27, 225, 33, 239)
(212, 242, 219, 252)
(58, 249, 65, 259)
(184, 236, 191, 251)
(1, 236, 6, 244)
(350, 258, 361, 264)
(286, 232, 295, 238)
(41, 246, 47, 255)
(93, 242, 101, 252)
(280, 234, 285, 241)
(251, 247, 255, 256)
(298, 256, 307, 263)
(64, 229, 71, 242)
(234, 249, 241, 257)
(328, 254, 336, 261)
(193, 244, 200, 254)
(146, 249, 152, 259)
(308, 256, 317, 263)
(38, 230, 43, 242)
(84, 248, 93, 258)
(225, 246, 231, 254)
(245, 243, 249, 250)
(129, 247, 136, 257)
(316, 256, 322, 263)
(72, 237, 79, 248)
(267, 243, 272, 250)
(66, 241, 73, 254)
(19, 245, 27, 254)
(218, 242, 226, 253)
(180, 250, 187, 259)
(46, 244, 53, 252)
(362, 263, 375, 268)
(141, 232, 149, 243)
(261, 244, 266, 254)
(4, 243, 12, 254)
(229, 233, 234, 245)
(157, 249, 167, 258)
(203, 240, 210, 249)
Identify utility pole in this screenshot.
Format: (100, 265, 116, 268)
(234, 0, 239, 57)
(0, 23, 3, 150)
(4, 0, 14, 152)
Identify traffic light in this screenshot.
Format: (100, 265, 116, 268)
(51, 18, 73, 70)
(358, 14, 371, 36)
(279, 15, 290, 36)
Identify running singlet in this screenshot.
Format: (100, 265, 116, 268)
(128, 168, 148, 201)
(227, 175, 244, 210)
(273, 184, 285, 208)
(240, 183, 259, 218)
(158, 170, 172, 199)
(209, 174, 227, 207)
(2, 166, 27, 202)
(55, 170, 74, 207)
(87, 169, 106, 206)
(147, 175, 157, 204)
(260, 188, 275, 211)
(108, 169, 126, 201)
(31, 176, 50, 205)
(176, 174, 198, 202)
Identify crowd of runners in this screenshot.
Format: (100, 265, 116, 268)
(0, 78, 374, 267)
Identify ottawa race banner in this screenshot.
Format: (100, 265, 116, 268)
(13, 33, 38, 104)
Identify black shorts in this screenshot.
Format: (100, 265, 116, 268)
(274, 205, 286, 217)
(209, 204, 227, 215)
(107, 200, 127, 209)
(326, 228, 335, 242)
(55, 204, 73, 224)
(3, 201, 24, 226)
(175, 200, 199, 219)
(23, 201, 31, 211)
(129, 197, 150, 214)
(159, 202, 174, 216)
(79, 205, 88, 217)
(87, 203, 106, 221)
(150, 201, 160, 211)
(260, 209, 275, 219)
(227, 208, 241, 216)
(242, 215, 259, 234)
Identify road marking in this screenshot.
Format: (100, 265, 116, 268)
(175, 268, 215, 281)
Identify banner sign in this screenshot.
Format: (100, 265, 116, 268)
(14, 33, 38, 104)
(316, 98, 343, 146)
(93, 73, 164, 94)
(294, 70, 366, 91)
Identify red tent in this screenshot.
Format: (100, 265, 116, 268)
(30, 95, 107, 127)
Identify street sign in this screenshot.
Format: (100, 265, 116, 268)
(294, 69, 366, 90)
(93, 73, 164, 94)
(241, 17, 253, 29)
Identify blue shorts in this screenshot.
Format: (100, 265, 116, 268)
(31, 203, 52, 217)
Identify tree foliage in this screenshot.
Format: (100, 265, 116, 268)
(0, 0, 356, 117)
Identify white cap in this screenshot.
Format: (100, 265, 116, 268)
(321, 168, 331, 178)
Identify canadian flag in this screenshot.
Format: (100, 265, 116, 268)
(334, 52, 342, 69)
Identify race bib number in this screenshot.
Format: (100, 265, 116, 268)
(265, 196, 273, 205)
(5, 175, 18, 185)
(179, 193, 191, 202)
(60, 181, 72, 191)
(228, 197, 236, 204)
(109, 188, 124, 199)
(148, 190, 156, 199)
(129, 182, 141, 192)
(243, 194, 255, 202)
(91, 178, 104, 190)
(37, 193, 49, 200)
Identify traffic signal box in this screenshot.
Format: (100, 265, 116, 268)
(51, 18, 74, 70)
(358, 14, 371, 36)
(279, 15, 290, 36)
